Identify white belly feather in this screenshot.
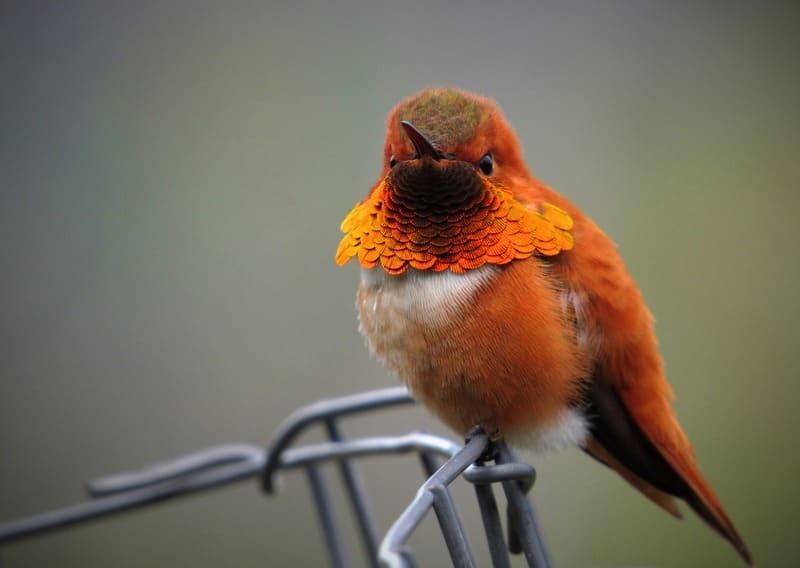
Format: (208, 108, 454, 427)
(359, 265, 500, 329)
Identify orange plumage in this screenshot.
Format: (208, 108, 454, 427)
(336, 87, 752, 565)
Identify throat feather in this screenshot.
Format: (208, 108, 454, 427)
(336, 167, 574, 275)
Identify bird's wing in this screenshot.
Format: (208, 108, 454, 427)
(517, 170, 753, 565)
(553, 213, 754, 565)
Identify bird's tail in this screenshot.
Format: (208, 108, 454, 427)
(586, 379, 753, 565)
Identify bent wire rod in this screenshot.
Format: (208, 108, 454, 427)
(380, 432, 491, 568)
(381, 435, 551, 568)
(0, 386, 414, 543)
(261, 386, 415, 492)
(0, 433, 459, 544)
(260, 386, 416, 567)
(0, 386, 551, 568)
(260, 385, 414, 568)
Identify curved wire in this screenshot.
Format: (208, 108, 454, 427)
(260, 386, 414, 492)
(0, 386, 550, 567)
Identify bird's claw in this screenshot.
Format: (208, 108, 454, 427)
(465, 425, 501, 463)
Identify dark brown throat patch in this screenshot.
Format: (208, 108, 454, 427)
(389, 159, 486, 216)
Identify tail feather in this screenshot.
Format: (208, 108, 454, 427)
(656, 442, 753, 565)
(587, 379, 753, 565)
(583, 436, 682, 519)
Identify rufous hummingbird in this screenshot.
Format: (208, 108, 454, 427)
(335, 87, 752, 565)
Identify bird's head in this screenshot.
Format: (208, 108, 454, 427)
(336, 87, 573, 275)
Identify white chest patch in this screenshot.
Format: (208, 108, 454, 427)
(359, 265, 500, 329)
(356, 265, 499, 375)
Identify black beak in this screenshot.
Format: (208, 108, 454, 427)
(401, 121, 443, 161)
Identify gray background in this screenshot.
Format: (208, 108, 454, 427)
(1, 1, 798, 566)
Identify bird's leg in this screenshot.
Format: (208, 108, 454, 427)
(465, 424, 500, 464)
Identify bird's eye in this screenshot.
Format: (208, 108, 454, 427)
(478, 153, 493, 175)
(389, 155, 397, 167)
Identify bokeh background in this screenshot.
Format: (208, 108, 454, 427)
(1, 1, 798, 566)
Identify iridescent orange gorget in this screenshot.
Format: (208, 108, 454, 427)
(335, 160, 574, 275)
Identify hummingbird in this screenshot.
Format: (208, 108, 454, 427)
(335, 87, 752, 564)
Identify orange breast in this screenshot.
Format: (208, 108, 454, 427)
(357, 258, 589, 441)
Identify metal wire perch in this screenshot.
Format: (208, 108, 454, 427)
(0, 387, 550, 567)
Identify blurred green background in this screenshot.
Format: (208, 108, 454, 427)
(1, 1, 798, 566)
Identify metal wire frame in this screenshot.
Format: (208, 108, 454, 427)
(0, 387, 550, 567)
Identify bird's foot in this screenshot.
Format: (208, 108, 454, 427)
(465, 425, 501, 463)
